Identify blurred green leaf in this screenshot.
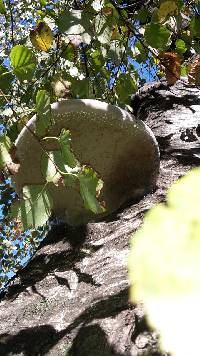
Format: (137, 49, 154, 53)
(129, 167, 200, 356)
(167, 168, 200, 220)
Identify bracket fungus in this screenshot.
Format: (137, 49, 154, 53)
(14, 99, 160, 225)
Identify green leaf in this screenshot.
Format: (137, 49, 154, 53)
(107, 41, 125, 66)
(6, 121, 19, 142)
(180, 64, 188, 77)
(36, 89, 51, 116)
(78, 167, 105, 214)
(71, 78, 90, 98)
(35, 90, 52, 137)
(94, 13, 113, 44)
(61, 42, 77, 62)
(41, 149, 78, 178)
(0, 0, 6, 14)
(64, 174, 78, 189)
(0, 135, 12, 169)
(190, 15, 200, 38)
(175, 39, 187, 54)
(144, 23, 171, 50)
(11, 185, 53, 230)
(115, 73, 137, 105)
(10, 45, 36, 81)
(135, 8, 150, 24)
(41, 151, 59, 183)
(0, 65, 14, 90)
(58, 129, 77, 168)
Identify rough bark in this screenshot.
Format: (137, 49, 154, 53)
(0, 81, 200, 356)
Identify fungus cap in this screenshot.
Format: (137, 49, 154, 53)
(14, 99, 160, 225)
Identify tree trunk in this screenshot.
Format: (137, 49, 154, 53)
(0, 81, 199, 356)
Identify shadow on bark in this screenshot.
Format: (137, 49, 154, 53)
(0, 288, 130, 356)
(2, 224, 104, 301)
(68, 324, 125, 356)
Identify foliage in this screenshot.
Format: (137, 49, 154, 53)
(128, 168, 200, 356)
(0, 0, 199, 287)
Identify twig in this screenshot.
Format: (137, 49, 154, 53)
(80, 43, 90, 78)
(53, 34, 61, 76)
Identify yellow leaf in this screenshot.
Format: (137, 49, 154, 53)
(153, 56, 160, 65)
(30, 21, 53, 52)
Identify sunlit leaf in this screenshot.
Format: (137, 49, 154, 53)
(30, 21, 53, 52)
(11, 185, 53, 230)
(175, 39, 187, 53)
(36, 89, 51, 116)
(145, 23, 171, 50)
(79, 167, 105, 214)
(35, 89, 52, 137)
(180, 64, 188, 77)
(39, 0, 47, 6)
(10, 45, 36, 81)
